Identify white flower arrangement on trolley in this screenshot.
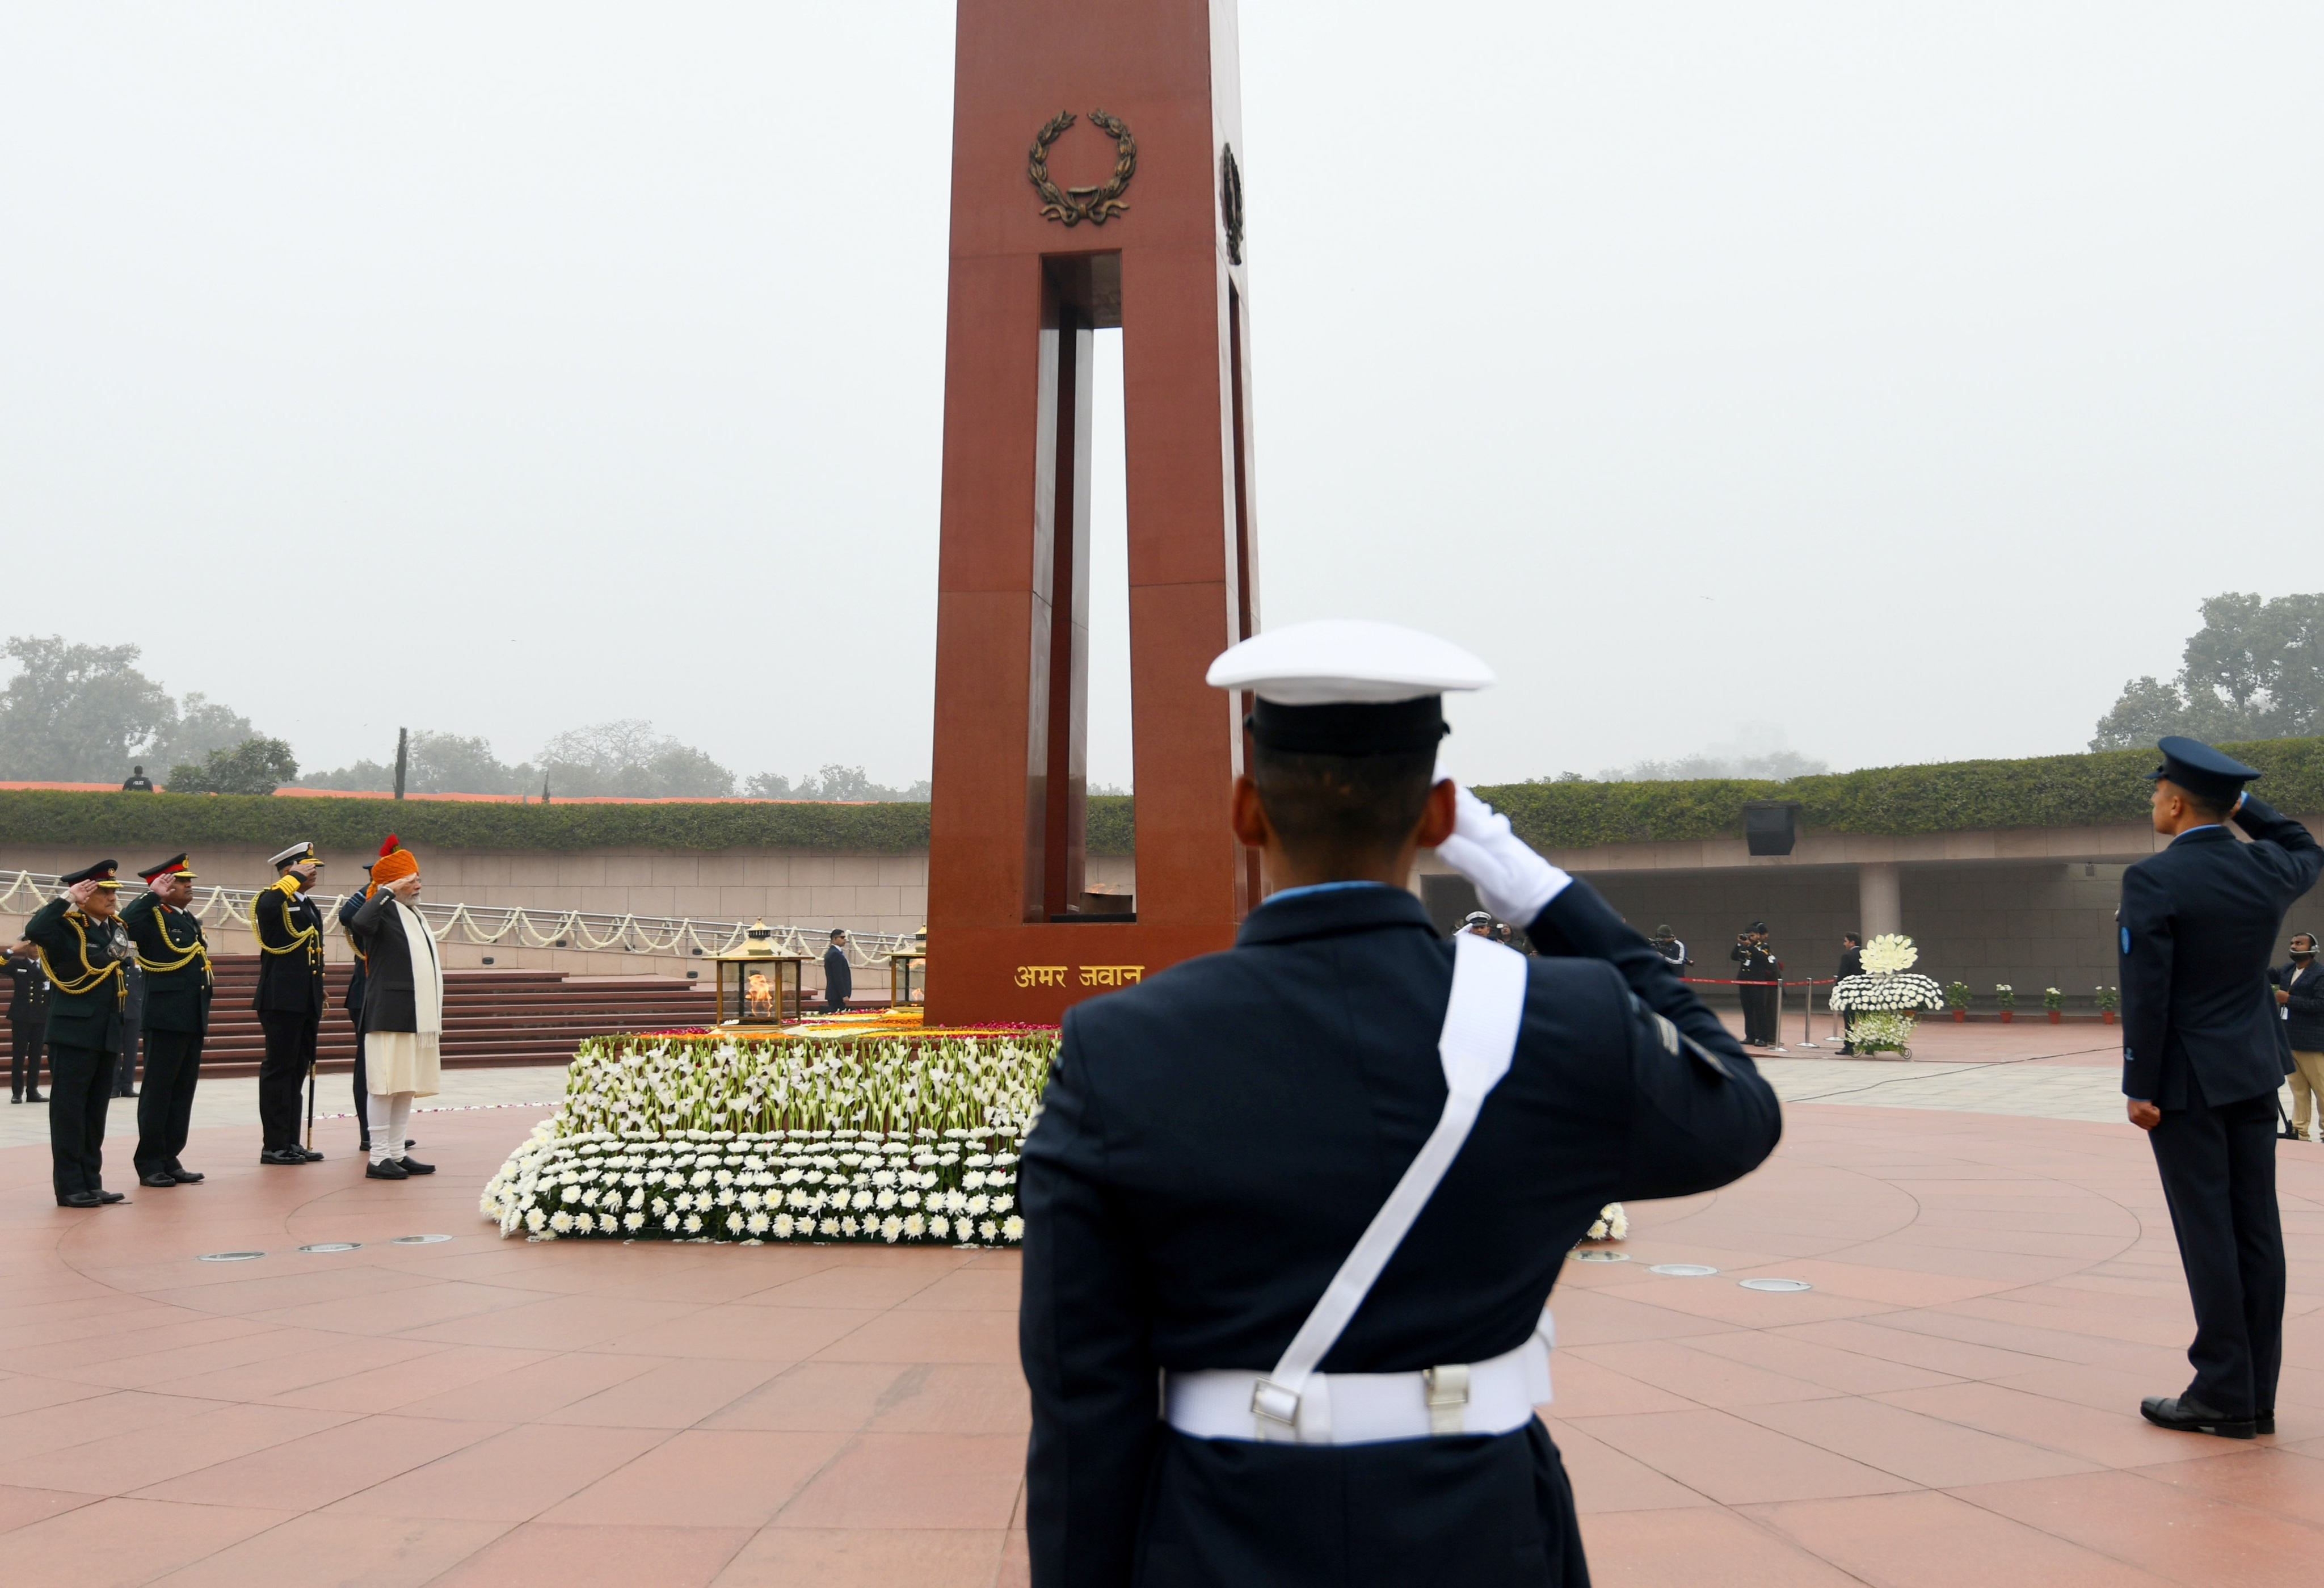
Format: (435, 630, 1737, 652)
(1826, 932, 1944, 1053)
(479, 1031, 1052, 1246)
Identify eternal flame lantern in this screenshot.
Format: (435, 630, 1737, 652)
(711, 921, 806, 1027)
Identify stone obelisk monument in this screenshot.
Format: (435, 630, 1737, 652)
(924, 0, 1259, 1025)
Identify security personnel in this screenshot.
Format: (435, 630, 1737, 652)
(251, 842, 329, 1165)
(340, 873, 373, 1149)
(8, 944, 48, 1103)
(2121, 737, 2321, 1440)
(21, 862, 134, 1207)
(1731, 922, 1781, 1046)
(121, 855, 213, 1187)
(1020, 620, 1782, 1587)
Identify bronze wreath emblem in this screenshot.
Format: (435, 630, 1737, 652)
(1028, 108, 1136, 226)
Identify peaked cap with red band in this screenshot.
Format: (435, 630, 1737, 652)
(138, 854, 195, 883)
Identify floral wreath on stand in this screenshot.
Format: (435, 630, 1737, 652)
(1827, 933, 1944, 1055)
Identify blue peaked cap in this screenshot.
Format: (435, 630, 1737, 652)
(2149, 736, 2261, 801)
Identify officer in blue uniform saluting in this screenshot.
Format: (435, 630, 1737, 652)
(2120, 737, 2321, 1440)
(1018, 620, 1784, 1587)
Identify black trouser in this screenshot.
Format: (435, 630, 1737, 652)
(1740, 982, 1778, 1044)
(2150, 1091, 2284, 1418)
(47, 1041, 115, 1197)
(10, 1020, 44, 1097)
(257, 1008, 320, 1150)
(113, 1023, 142, 1094)
(135, 1028, 204, 1177)
(352, 1038, 369, 1145)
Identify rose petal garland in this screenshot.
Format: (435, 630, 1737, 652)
(478, 1032, 1055, 1247)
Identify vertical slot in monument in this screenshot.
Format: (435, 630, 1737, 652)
(1026, 254, 1123, 923)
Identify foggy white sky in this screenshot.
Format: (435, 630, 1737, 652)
(4, 3, 2319, 790)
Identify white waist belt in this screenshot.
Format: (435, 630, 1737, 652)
(1164, 1310, 1554, 1446)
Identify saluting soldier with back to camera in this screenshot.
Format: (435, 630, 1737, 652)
(19, 862, 136, 1207)
(1018, 620, 1782, 1588)
(120, 855, 214, 1189)
(251, 842, 330, 1166)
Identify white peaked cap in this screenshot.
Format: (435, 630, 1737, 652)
(1205, 619, 1495, 705)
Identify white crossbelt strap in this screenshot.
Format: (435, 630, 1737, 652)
(1239, 930, 1533, 1439)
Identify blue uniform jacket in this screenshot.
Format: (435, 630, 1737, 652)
(1020, 880, 1782, 1588)
(2120, 795, 2322, 1108)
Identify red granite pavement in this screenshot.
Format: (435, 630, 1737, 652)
(1, 1099, 2318, 1586)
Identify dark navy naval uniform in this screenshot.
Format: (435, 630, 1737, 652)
(2121, 792, 2321, 1424)
(252, 876, 329, 1154)
(1020, 877, 1782, 1587)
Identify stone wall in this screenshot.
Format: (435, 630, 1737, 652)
(0, 842, 1135, 985)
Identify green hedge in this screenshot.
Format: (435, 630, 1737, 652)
(1471, 736, 2324, 851)
(3, 742, 2315, 855)
(0, 789, 1141, 857)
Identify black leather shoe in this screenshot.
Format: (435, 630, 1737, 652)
(25, 1091, 44, 1102)
(2141, 1396, 2255, 1439)
(398, 1157, 435, 1175)
(56, 1190, 104, 1208)
(259, 1148, 308, 1166)
(170, 1169, 205, 1184)
(296, 1147, 325, 1162)
(365, 1158, 410, 1180)
(140, 1171, 179, 1188)
(95, 1190, 126, 1204)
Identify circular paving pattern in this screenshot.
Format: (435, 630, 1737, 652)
(0, 1097, 2318, 1587)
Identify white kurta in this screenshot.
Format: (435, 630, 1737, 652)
(365, 900, 443, 1099)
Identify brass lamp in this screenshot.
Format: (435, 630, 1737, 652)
(711, 921, 806, 1026)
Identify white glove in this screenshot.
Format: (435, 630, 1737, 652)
(1434, 780, 1572, 926)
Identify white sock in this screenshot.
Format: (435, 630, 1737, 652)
(371, 1094, 412, 1163)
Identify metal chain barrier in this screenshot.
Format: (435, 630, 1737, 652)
(0, 869, 917, 965)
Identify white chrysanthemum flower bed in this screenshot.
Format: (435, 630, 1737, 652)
(479, 1033, 1054, 1247)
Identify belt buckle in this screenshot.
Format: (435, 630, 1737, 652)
(1423, 1363, 1470, 1435)
(1250, 1378, 1300, 1440)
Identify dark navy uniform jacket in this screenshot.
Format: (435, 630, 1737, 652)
(251, 880, 329, 1015)
(2120, 795, 2322, 1109)
(120, 892, 213, 1036)
(23, 899, 129, 1053)
(1020, 880, 1782, 1588)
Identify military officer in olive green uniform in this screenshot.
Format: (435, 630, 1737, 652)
(121, 855, 214, 1188)
(19, 862, 134, 1207)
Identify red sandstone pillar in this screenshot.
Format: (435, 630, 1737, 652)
(925, 0, 1259, 1026)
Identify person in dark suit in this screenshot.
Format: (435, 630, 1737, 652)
(120, 765, 154, 792)
(2276, 933, 2322, 1142)
(339, 876, 375, 1150)
(1731, 922, 1781, 1047)
(2121, 737, 2322, 1440)
(822, 929, 852, 1014)
(251, 842, 330, 1165)
(1020, 621, 1782, 1588)
(121, 855, 213, 1187)
(8, 945, 48, 1103)
(1835, 931, 1864, 1053)
(19, 862, 134, 1207)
